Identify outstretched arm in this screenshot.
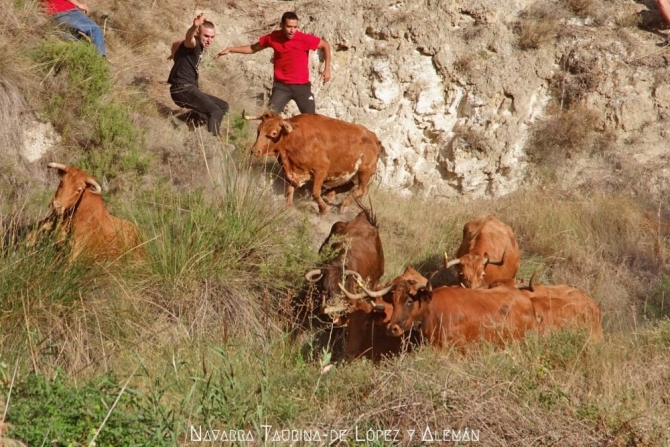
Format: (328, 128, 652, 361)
(317, 39, 332, 82)
(183, 13, 206, 49)
(215, 42, 264, 59)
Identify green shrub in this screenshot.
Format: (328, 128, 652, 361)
(5, 370, 171, 446)
(33, 39, 148, 183)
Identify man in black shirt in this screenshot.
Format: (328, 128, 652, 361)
(168, 13, 229, 137)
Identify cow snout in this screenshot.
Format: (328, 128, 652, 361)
(387, 324, 404, 337)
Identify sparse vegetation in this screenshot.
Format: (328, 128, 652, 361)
(516, 3, 563, 50)
(526, 105, 612, 165)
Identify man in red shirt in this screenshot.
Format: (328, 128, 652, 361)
(216, 12, 331, 114)
(42, 0, 106, 56)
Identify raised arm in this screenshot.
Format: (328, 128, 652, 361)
(183, 13, 206, 49)
(215, 42, 264, 59)
(317, 39, 332, 82)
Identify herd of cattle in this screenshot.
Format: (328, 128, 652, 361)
(306, 207, 602, 362)
(16, 111, 601, 363)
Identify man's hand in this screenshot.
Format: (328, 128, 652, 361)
(321, 67, 331, 83)
(193, 13, 206, 29)
(74, 1, 90, 14)
(214, 48, 230, 59)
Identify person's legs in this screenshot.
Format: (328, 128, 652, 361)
(268, 82, 294, 114)
(290, 83, 316, 114)
(170, 85, 228, 136)
(52, 9, 106, 56)
(201, 92, 229, 136)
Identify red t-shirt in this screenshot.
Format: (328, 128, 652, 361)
(43, 0, 77, 14)
(258, 30, 320, 85)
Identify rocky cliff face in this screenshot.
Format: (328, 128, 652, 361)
(17, 0, 670, 202)
(212, 0, 670, 201)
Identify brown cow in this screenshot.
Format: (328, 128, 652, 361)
(520, 273, 602, 340)
(304, 204, 389, 362)
(338, 266, 427, 361)
(444, 215, 520, 289)
(245, 112, 380, 214)
(382, 279, 536, 349)
(45, 163, 144, 262)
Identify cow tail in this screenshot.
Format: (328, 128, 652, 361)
(354, 197, 379, 229)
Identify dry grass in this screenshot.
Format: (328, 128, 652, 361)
(526, 105, 605, 164)
(516, 3, 564, 50)
(564, 0, 598, 18)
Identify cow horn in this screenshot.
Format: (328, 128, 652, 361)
(337, 282, 367, 301)
(527, 270, 536, 292)
(322, 304, 349, 315)
(360, 283, 393, 298)
(305, 269, 323, 282)
(47, 162, 68, 172)
(85, 177, 102, 195)
(484, 247, 506, 266)
(516, 271, 537, 292)
(344, 270, 363, 282)
(242, 110, 262, 120)
(445, 257, 461, 269)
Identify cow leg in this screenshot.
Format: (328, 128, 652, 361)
(286, 184, 295, 208)
(311, 171, 330, 214)
(341, 170, 372, 211)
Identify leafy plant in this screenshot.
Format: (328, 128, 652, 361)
(4, 370, 171, 446)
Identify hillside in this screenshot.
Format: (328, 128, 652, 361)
(1, 0, 670, 445)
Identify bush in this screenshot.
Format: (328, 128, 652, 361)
(33, 39, 148, 183)
(526, 105, 608, 165)
(516, 3, 563, 50)
(4, 371, 171, 446)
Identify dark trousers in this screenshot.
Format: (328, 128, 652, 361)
(170, 84, 229, 136)
(269, 81, 316, 114)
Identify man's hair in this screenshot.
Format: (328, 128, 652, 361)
(201, 21, 215, 30)
(281, 12, 299, 24)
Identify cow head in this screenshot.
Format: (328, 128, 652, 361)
(444, 250, 505, 289)
(246, 112, 294, 157)
(305, 265, 353, 314)
(385, 274, 435, 337)
(47, 163, 102, 216)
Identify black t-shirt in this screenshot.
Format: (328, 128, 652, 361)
(167, 40, 203, 87)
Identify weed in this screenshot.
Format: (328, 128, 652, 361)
(516, 3, 563, 50)
(4, 370, 170, 446)
(564, 0, 596, 18)
(526, 105, 602, 165)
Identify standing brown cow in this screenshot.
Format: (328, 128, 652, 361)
(45, 163, 144, 262)
(245, 112, 381, 214)
(444, 215, 520, 289)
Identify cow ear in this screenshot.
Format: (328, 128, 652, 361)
(416, 287, 433, 302)
(260, 112, 273, 121)
(281, 122, 293, 133)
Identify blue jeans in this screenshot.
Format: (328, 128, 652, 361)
(52, 9, 106, 56)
